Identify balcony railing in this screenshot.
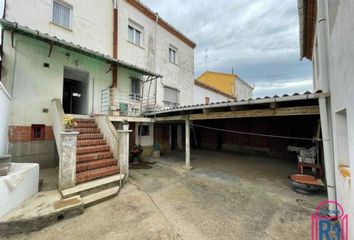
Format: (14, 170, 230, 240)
(101, 88, 156, 117)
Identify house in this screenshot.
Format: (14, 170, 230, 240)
(193, 71, 253, 104)
(298, 0, 354, 236)
(0, 0, 195, 190)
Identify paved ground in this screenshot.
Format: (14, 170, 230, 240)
(6, 150, 326, 240)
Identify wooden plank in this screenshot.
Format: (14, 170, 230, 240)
(82, 186, 119, 207)
(154, 115, 188, 122)
(61, 174, 124, 199)
(189, 106, 319, 120)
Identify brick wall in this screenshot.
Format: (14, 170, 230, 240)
(9, 126, 54, 142)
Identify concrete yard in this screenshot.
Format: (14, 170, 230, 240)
(5, 150, 326, 240)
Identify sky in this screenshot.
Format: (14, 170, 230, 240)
(142, 0, 313, 97)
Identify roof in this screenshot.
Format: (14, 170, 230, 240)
(194, 80, 236, 100)
(125, 0, 196, 49)
(196, 71, 236, 97)
(146, 90, 326, 116)
(298, 0, 317, 60)
(0, 19, 162, 78)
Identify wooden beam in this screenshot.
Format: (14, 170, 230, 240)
(154, 115, 188, 122)
(189, 106, 319, 120)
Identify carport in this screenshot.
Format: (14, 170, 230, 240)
(147, 91, 328, 185)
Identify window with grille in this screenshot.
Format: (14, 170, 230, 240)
(52, 0, 72, 29)
(169, 46, 178, 64)
(163, 86, 179, 106)
(31, 125, 45, 141)
(138, 125, 149, 136)
(128, 20, 143, 47)
(131, 77, 141, 100)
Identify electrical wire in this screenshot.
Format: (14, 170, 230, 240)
(190, 123, 321, 142)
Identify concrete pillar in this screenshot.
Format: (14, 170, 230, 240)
(118, 127, 132, 178)
(185, 120, 191, 169)
(59, 132, 79, 190)
(177, 125, 183, 150)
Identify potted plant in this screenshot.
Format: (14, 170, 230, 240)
(122, 120, 129, 130)
(63, 115, 76, 131)
(131, 144, 143, 164)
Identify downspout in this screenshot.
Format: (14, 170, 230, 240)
(316, 0, 337, 214)
(112, 0, 118, 88)
(154, 13, 159, 108)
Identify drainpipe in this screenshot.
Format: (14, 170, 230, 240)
(316, 0, 337, 214)
(154, 12, 159, 107)
(112, 0, 118, 88)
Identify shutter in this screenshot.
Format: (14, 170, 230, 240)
(164, 87, 178, 104)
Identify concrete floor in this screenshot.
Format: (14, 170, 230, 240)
(6, 150, 326, 240)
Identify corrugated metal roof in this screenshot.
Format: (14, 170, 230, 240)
(0, 19, 162, 78)
(147, 90, 325, 115)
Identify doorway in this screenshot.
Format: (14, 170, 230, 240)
(62, 68, 89, 115)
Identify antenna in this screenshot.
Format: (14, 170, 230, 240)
(204, 48, 209, 71)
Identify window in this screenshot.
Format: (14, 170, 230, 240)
(128, 20, 143, 47)
(52, 0, 72, 29)
(205, 97, 210, 105)
(31, 125, 45, 141)
(131, 77, 141, 100)
(169, 46, 178, 64)
(163, 86, 179, 107)
(138, 125, 149, 136)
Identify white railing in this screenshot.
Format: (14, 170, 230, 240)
(101, 88, 156, 117)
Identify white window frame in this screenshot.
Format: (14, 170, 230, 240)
(128, 20, 144, 47)
(51, 0, 73, 30)
(169, 45, 178, 64)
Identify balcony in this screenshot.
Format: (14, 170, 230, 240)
(101, 88, 156, 117)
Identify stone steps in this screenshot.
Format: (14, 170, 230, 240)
(76, 145, 110, 155)
(76, 159, 117, 173)
(76, 151, 113, 163)
(82, 186, 120, 207)
(77, 139, 106, 147)
(61, 174, 124, 199)
(74, 118, 119, 185)
(76, 166, 120, 184)
(77, 133, 103, 140)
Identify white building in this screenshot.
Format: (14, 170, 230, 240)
(0, 0, 195, 167)
(299, 0, 354, 237)
(193, 80, 235, 104)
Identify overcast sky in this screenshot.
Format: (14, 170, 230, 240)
(142, 0, 313, 97)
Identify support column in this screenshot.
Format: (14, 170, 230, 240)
(59, 131, 79, 190)
(185, 119, 191, 169)
(177, 124, 183, 150)
(118, 126, 132, 178)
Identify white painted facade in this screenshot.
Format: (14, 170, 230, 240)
(1, 33, 113, 126)
(117, 0, 195, 108)
(193, 84, 232, 104)
(4, 0, 114, 57)
(304, 1, 354, 237)
(236, 78, 253, 101)
(0, 82, 11, 155)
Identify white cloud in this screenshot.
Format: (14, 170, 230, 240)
(142, 0, 313, 97)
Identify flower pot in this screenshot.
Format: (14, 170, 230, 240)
(123, 124, 129, 131)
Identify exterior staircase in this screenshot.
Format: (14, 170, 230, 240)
(59, 117, 124, 206)
(74, 117, 120, 184)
